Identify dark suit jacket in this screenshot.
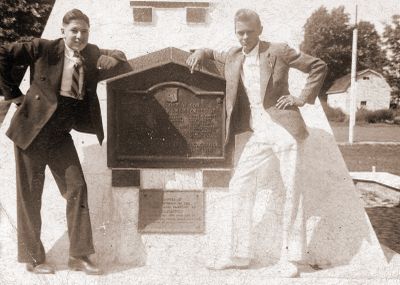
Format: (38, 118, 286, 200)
(0, 38, 127, 150)
(203, 41, 327, 145)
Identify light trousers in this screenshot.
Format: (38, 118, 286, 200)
(229, 126, 305, 263)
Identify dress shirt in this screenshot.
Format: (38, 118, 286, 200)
(60, 43, 84, 99)
(240, 42, 275, 138)
(240, 42, 261, 108)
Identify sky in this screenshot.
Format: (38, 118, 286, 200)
(313, 0, 399, 33)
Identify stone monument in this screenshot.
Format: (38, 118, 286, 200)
(0, 0, 396, 282)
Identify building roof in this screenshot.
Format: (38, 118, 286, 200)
(326, 69, 384, 95)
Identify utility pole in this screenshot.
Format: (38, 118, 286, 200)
(349, 4, 358, 143)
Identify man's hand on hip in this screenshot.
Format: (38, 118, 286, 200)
(276, 95, 305, 110)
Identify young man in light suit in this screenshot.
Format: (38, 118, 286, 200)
(0, 9, 127, 274)
(187, 9, 327, 277)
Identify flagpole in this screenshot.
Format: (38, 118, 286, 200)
(349, 4, 358, 143)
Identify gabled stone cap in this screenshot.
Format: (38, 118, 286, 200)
(105, 47, 225, 83)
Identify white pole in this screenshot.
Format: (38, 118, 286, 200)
(349, 5, 358, 143)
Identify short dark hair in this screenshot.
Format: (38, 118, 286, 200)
(234, 8, 261, 28)
(62, 9, 90, 26)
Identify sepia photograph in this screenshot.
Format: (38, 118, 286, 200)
(0, 0, 399, 284)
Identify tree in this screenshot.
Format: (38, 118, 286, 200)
(0, 0, 54, 82)
(382, 15, 400, 106)
(301, 6, 351, 96)
(300, 6, 387, 98)
(0, 0, 53, 45)
(357, 21, 387, 72)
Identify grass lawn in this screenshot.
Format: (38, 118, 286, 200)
(329, 121, 400, 175)
(339, 144, 400, 175)
(330, 121, 400, 143)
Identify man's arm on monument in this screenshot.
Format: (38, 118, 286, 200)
(282, 44, 328, 105)
(97, 48, 131, 80)
(0, 38, 43, 103)
(186, 48, 227, 73)
(97, 48, 127, 70)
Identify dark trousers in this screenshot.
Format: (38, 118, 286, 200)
(15, 134, 94, 264)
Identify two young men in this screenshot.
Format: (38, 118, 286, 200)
(0, 9, 127, 274)
(1, 7, 327, 278)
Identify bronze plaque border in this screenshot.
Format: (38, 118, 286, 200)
(107, 81, 232, 168)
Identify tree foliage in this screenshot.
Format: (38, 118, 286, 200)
(0, 0, 53, 45)
(357, 21, 387, 73)
(382, 15, 400, 104)
(300, 6, 387, 97)
(0, 0, 53, 100)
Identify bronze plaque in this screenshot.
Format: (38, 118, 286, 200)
(138, 190, 204, 233)
(109, 80, 226, 168)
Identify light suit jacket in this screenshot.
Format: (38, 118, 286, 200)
(0, 38, 127, 150)
(203, 41, 327, 146)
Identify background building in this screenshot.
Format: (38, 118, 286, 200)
(327, 69, 391, 114)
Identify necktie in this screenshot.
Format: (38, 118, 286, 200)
(71, 51, 83, 99)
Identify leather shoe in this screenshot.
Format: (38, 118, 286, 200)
(68, 256, 102, 275)
(26, 262, 55, 274)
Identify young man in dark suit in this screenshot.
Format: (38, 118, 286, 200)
(0, 9, 127, 274)
(187, 9, 327, 277)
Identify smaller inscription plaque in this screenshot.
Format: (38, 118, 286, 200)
(138, 190, 204, 233)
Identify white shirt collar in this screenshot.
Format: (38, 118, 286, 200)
(242, 41, 260, 57)
(64, 42, 77, 58)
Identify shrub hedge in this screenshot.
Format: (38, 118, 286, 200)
(321, 101, 400, 124)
